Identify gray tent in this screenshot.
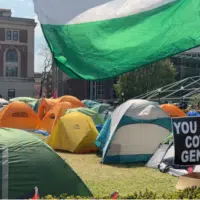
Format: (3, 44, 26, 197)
(146, 136, 191, 177)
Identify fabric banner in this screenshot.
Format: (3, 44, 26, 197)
(33, 0, 200, 80)
(172, 117, 200, 165)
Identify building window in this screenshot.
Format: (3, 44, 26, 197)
(13, 31, 19, 41)
(5, 49, 20, 77)
(6, 30, 11, 40)
(95, 81, 104, 99)
(5, 29, 19, 41)
(6, 49, 18, 62)
(6, 66, 18, 77)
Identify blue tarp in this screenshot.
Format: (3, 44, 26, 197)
(187, 110, 200, 116)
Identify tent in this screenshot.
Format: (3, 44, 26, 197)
(27, 99, 40, 113)
(146, 134, 192, 177)
(82, 100, 99, 108)
(0, 101, 39, 130)
(57, 95, 85, 108)
(37, 102, 72, 133)
(37, 98, 57, 120)
(160, 104, 187, 118)
(9, 97, 37, 103)
(66, 107, 104, 125)
(0, 98, 8, 106)
(47, 112, 98, 153)
(0, 128, 92, 199)
(96, 99, 171, 164)
(91, 103, 112, 121)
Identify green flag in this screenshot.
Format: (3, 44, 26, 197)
(34, 0, 200, 80)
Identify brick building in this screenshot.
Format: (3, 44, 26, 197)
(63, 77, 117, 103)
(0, 9, 36, 99)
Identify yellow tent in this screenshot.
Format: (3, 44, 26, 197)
(47, 112, 98, 153)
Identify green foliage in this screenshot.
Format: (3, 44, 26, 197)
(43, 187, 200, 199)
(114, 59, 176, 102)
(189, 94, 200, 108)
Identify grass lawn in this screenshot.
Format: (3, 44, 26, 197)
(58, 152, 177, 196)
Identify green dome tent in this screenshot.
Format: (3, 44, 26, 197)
(82, 100, 99, 109)
(91, 103, 112, 121)
(66, 107, 104, 125)
(9, 97, 37, 103)
(0, 128, 92, 199)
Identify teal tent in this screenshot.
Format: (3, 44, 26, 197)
(28, 99, 41, 113)
(66, 107, 104, 125)
(0, 128, 92, 199)
(91, 103, 112, 121)
(82, 100, 99, 109)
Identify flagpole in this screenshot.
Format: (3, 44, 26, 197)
(51, 59, 57, 97)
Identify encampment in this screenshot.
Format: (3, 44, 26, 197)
(0, 128, 92, 199)
(0, 101, 39, 130)
(47, 112, 98, 153)
(37, 102, 72, 133)
(96, 99, 171, 164)
(160, 104, 187, 118)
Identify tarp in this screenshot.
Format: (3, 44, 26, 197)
(0, 128, 92, 198)
(48, 112, 98, 153)
(187, 110, 200, 116)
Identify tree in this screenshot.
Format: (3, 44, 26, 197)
(114, 59, 176, 102)
(38, 46, 52, 97)
(45, 70, 53, 98)
(189, 94, 200, 109)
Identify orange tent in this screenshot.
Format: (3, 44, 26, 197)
(37, 102, 72, 133)
(0, 101, 40, 130)
(37, 98, 57, 120)
(56, 95, 85, 108)
(160, 104, 187, 118)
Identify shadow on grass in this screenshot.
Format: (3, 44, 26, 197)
(96, 153, 146, 168)
(56, 150, 99, 155)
